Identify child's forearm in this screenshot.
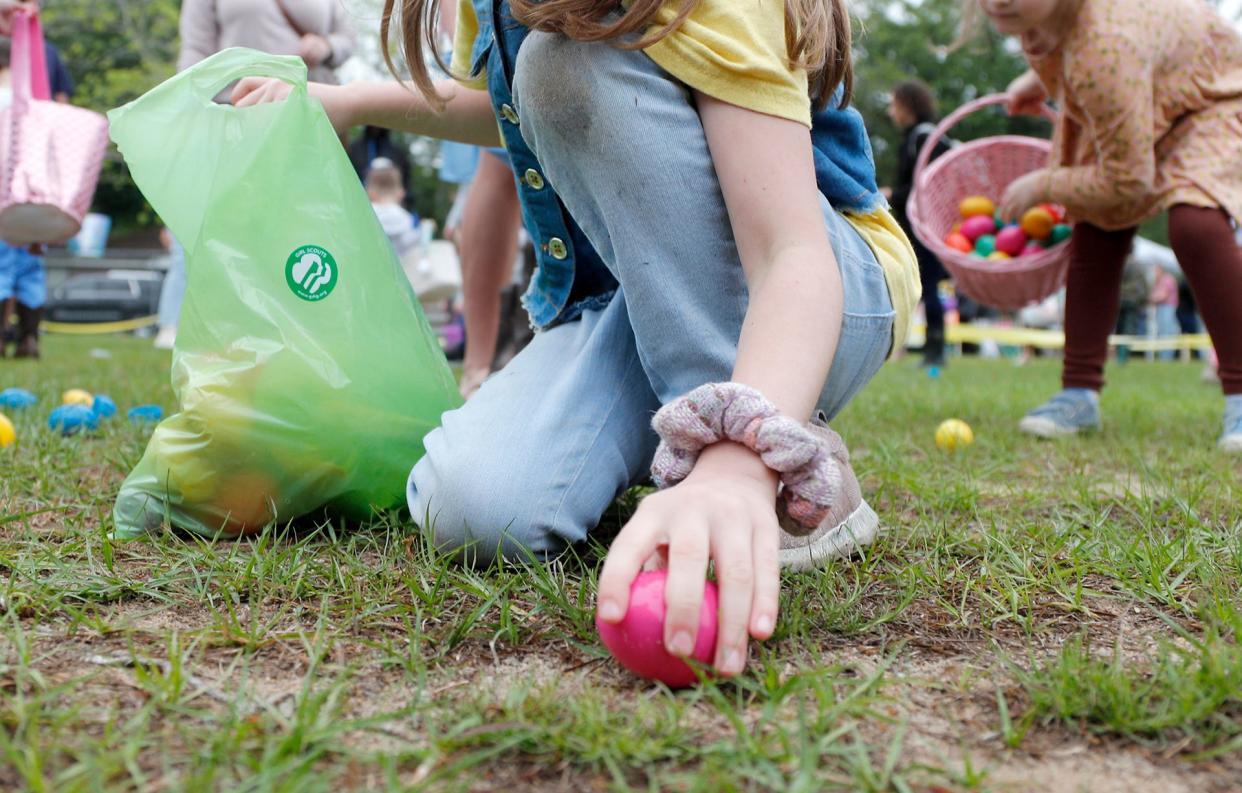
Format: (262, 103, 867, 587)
(732, 244, 843, 423)
(693, 246, 842, 488)
(340, 79, 501, 147)
(695, 92, 844, 426)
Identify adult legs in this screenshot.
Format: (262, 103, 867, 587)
(457, 151, 523, 398)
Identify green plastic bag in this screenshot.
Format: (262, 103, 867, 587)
(109, 48, 461, 538)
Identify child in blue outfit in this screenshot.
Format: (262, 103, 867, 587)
(236, 0, 919, 677)
(0, 243, 44, 359)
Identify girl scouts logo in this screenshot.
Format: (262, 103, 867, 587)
(285, 245, 338, 301)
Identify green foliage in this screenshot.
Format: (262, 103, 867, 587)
(42, 0, 182, 232)
(854, 0, 1050, 188)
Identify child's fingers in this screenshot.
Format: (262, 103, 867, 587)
(710, 522, 755, 677)
(230, 77, 264, 106)
(232, 78, 291, 108)
(597, 510, 664, 624)
(748, 508, 781, 640)
(661, 515, 710, 658)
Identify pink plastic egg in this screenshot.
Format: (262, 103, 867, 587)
(959, 214, 997, 242)
(995, 226, 1028, 257)
(596, 569, 719, 688)
(1020, 242, 1045, 257)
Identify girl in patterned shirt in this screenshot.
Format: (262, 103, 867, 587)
(966, 0, 1242, 450)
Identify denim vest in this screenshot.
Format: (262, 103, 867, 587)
(468, 1, 618, 330)
(466, 2, 885, 327)
(811, 88, 886, 215)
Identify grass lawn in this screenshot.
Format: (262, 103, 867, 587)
(2, 334, 1241, 792)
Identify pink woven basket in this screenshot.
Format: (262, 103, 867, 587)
(908, 94, 1067, 311)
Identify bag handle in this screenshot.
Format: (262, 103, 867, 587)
(10, 8, 51, 104)
(183, 47, 309, 106)
(913, 93, 1058, 194)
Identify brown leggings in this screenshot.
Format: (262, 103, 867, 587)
(1063, 205, 1242, 396)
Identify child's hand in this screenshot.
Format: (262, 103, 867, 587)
(232, 78, 355, 136)
(1005, 70, 1049, 117)
(298, 33, 333, 68)
(1000, 169, 1050, 220)
(597, 443, 781, 678)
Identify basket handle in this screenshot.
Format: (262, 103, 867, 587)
(912, 93, 1058, 194)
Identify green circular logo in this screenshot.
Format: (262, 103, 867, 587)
(284, 245, 338, 301)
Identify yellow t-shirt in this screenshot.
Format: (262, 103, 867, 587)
(449, 1, 918, 352)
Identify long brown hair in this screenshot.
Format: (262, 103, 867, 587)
(381, 0, 856, 110)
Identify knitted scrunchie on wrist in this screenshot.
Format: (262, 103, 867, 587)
(650, 382, 840, 531)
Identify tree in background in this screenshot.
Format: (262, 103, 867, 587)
(37, 0, 1238, 238)
(42, 0, 180, 234)
(853, 0, 1047, 194)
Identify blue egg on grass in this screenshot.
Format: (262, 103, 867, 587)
(48, 405, 100, 436)
(0, 388, 37, 410)
(127, 405, 164, 423)
(92, 395, 118, 419)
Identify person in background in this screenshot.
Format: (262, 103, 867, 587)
(453, 151, 523, 398)
(1147, 264, 1180, 361)
(972, 0, 1242, 451)
(156, 0, 356, 349)
(0, 1, 76, 358)
(178, 0, 353, 83)
(366, 158, 421, 258)
(0, 1, 70, 102)
(1114, 254, 1148, 364)
(884, 80, 952, 367)
(0, 34, 43, 358)
(350, 126, 413, 206)
(433, 0, 525, 398)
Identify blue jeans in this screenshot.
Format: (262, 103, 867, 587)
(1154, 303, 1180, 361)
(157, 236, 186, 329)
(408, 35, 895, 562)
(0, 243, 45, 307)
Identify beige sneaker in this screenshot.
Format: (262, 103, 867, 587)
(778, 422, 880, 571)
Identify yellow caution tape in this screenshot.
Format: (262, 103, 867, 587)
(916, 323, 1213, 351)
(41, 315, 159, 335)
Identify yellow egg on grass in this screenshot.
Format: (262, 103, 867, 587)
(62, 389, 94, 407)
(935, 419, 974, 452)
(0, 412, 15, 448)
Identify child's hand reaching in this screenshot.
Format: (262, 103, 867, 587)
(597, 442, 781, 678)
(1005, 70, 1049, 117)
(1000, 169, 1050, 221)
(232, 78, 355, 137)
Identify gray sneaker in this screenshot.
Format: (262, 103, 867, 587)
(1018, 389, 1101, 438)
(779, 422, 880, 571)
(1220, 396, 1242, 453)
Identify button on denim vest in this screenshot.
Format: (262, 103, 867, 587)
(465, 2, 885, 328)
(468, 0, 617, 330)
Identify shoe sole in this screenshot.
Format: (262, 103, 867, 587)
(1220, 435, 1242, 454)
(779, 499, 880, 572)
(1018, 415, 1097, 438)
